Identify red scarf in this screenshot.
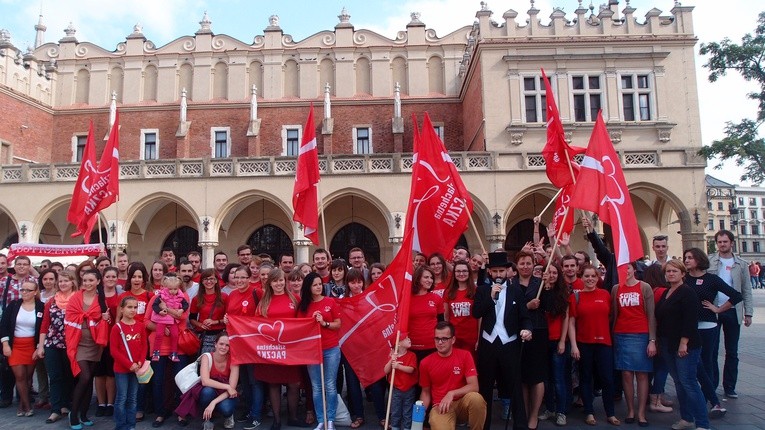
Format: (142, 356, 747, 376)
(65, 290, 109, 376)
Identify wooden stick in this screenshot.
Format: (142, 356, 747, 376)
(536, 207, 570, 300)
(320, 359, 328, 430)
(317, 180, 329, 251)
(384, 330, 402, 430)
(97, 214, 103, 245)
(468, 213, 487, 255)
(537, 188, 563, 219)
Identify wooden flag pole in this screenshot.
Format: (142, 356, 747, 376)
(537, 188, 564, 219)
(468, 213, 487, 255)
(384, 330, 402, 430)
(320, 361, 328, 430)
(97, 214, 103, 246)
(536, 207, 570, 300)
(317, 180, 329, 251)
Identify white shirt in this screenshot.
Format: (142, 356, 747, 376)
(482, 281, 517, 345)
(14, 306, 36, 338)
(716, 256, 735, 305)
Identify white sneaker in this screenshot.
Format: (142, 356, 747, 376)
(203, 420, 214, 430)
(555, 413, 567, 426)
(538, 410, 555, 421)
(224, 416, 235, 429)
(671, 419, 695, 430)
(327, 421, 335, 430)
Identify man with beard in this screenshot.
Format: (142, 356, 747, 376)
(187, 251, 202, 283)
(279, 253, 295, 273)
(237, 245, 253, 266)
(472, 251, 532, 430)
(178, 261, 199, 300)
(313, 248, 331, 283)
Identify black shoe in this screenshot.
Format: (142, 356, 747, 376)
(95, 406, 106, 417)
(238, 413, 252, 423)
(0, 399, 12, 408)
(270, 421, 281, 430)
(105, 406, 114, 417)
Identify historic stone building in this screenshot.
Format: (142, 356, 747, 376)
(0, 2, 708, 267)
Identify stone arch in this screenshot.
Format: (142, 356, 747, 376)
(0, 203, 18, 248)
(109, 65, 124, 103)
(319, 58, 335, 96)
(355, 56, 371, 95)
(391, 57, 407, 95)
(248, 60, 264, 95)
(75, 68, 90, 104)
(178, 63, 193, 100)
(284, 59, 299, 98)
(502, 184, 563, 251)
(321, 189, 392, 262)
(214, 191, 294, 252)
(463, 192, 492, 253)
(212, 61, 228, 100)
(143, 64, 158, 101)
(31, 195, 107, 245)
(427, 55, 444, 94)
(122, 193, 200, 263)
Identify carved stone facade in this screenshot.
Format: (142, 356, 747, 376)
(0, 3, 708, 265)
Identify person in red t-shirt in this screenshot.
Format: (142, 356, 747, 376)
(408, 267, 445, 362)
(110, 296, 148, 430)
(540, 263, 571, 426)
(611, 261, 656, 426)
(419, 321, 485, 430)
(568, 265, 619, 426)
(444, 261, 478, 356)
(428, 253, 451, 298)
(190, 269, 229, 354)
(298, 272, 341, 429)
(384, 335, 417, 430)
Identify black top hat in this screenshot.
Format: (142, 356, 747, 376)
(486, 251, 511, 268)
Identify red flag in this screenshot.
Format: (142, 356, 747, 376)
(405, 112, 473, 257)
(67, 121, 96, 230)
(552, 184, 575, 241)
(569, 112, 643, 281)
(541, 69, 585, 188)
(293, 104, 320, 245)
(72, 114, 120, 242)
(227, 315, 322, 365)
(338, 231, 414, 387)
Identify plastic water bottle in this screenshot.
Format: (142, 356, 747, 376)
(412, 400, 426, 430)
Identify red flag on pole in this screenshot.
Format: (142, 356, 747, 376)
(569, 112, 643, 281)
(405, 112, 473, 257)
(227, 315, 323, 365)
(293, 104, 320, 245)
(552, 184, 575, 240)
(338, 231, 414, 387)
(72, 114, 121, 242)
(541, 69, 585, 188)
(67, 121, 96, 230)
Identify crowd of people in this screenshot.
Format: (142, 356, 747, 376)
(0, 222, 754, 430)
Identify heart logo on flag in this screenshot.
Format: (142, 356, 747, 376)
(256, 320, 285, 342)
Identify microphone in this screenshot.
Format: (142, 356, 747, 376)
(492, 278, 504, 302)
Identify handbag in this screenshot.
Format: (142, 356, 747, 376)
(175, 352, 212, 394)
(117, 322, 154, 384)
(178, 327, 201, 356)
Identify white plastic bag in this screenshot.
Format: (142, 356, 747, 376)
(334, 394, 352, 426)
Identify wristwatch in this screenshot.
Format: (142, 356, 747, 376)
(324, 321, 330, 328)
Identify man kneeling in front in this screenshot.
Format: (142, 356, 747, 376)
(419, 321, 486, 430)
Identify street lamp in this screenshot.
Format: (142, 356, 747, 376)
(729, 203, 739, 253)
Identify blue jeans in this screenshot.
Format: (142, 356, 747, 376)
(44, 346, 73, 414)
(246, 365, 265, 420)
(715, 308, 740, 393)
(307, 347, 341, 423)
(649, 353, 670, 395)
(661, 343, 709, 429)
(390, 387, 415, 430)
(750, 276, 760, 289)
(200, 387, 236, 418)
(339, 353, 364, 419)
(151, 355, 190, 417)
(578, 343, 615, 416)
(114, 372, 139, 430)
(545, 340, 571, 414)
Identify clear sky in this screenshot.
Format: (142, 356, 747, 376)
(0, 0, 762, 186)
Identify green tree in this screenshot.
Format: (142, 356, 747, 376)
(698, 12, 765, 184)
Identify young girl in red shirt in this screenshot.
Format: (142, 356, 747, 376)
(110, 296, 148, 430)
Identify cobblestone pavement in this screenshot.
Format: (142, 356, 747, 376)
(3, 292, 765, 429)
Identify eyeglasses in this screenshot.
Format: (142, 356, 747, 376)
(454, 270, 469, 274)
(20, 289, 36, 293)
(203, 277, 217, 283)
(434, 336, 453, 343)
(234, 276, 249, 280)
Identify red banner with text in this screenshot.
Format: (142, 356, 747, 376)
(227, 315, 323, 366)
(7, 243, 105, 262)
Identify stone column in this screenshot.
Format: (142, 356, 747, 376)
(293, 240, 312, 265)
(487, 235, 505, 252)
(389, 236, 404, 257)
(199, 242, 219, 269)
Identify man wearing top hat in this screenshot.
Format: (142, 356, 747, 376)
(472, 250, 533, 430)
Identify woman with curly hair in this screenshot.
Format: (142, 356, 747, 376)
(539, 263, 571, 426)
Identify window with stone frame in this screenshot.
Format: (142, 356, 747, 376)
(211, 127, 231, 158)
(571, 74, 603, 122)
(141, 129, 159, 160)
(620, 73, 653, 121)
(353, 126, 372, 155)
(522, 76, 547, 123)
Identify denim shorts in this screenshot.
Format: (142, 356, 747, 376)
(614, 333, 653, 372)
